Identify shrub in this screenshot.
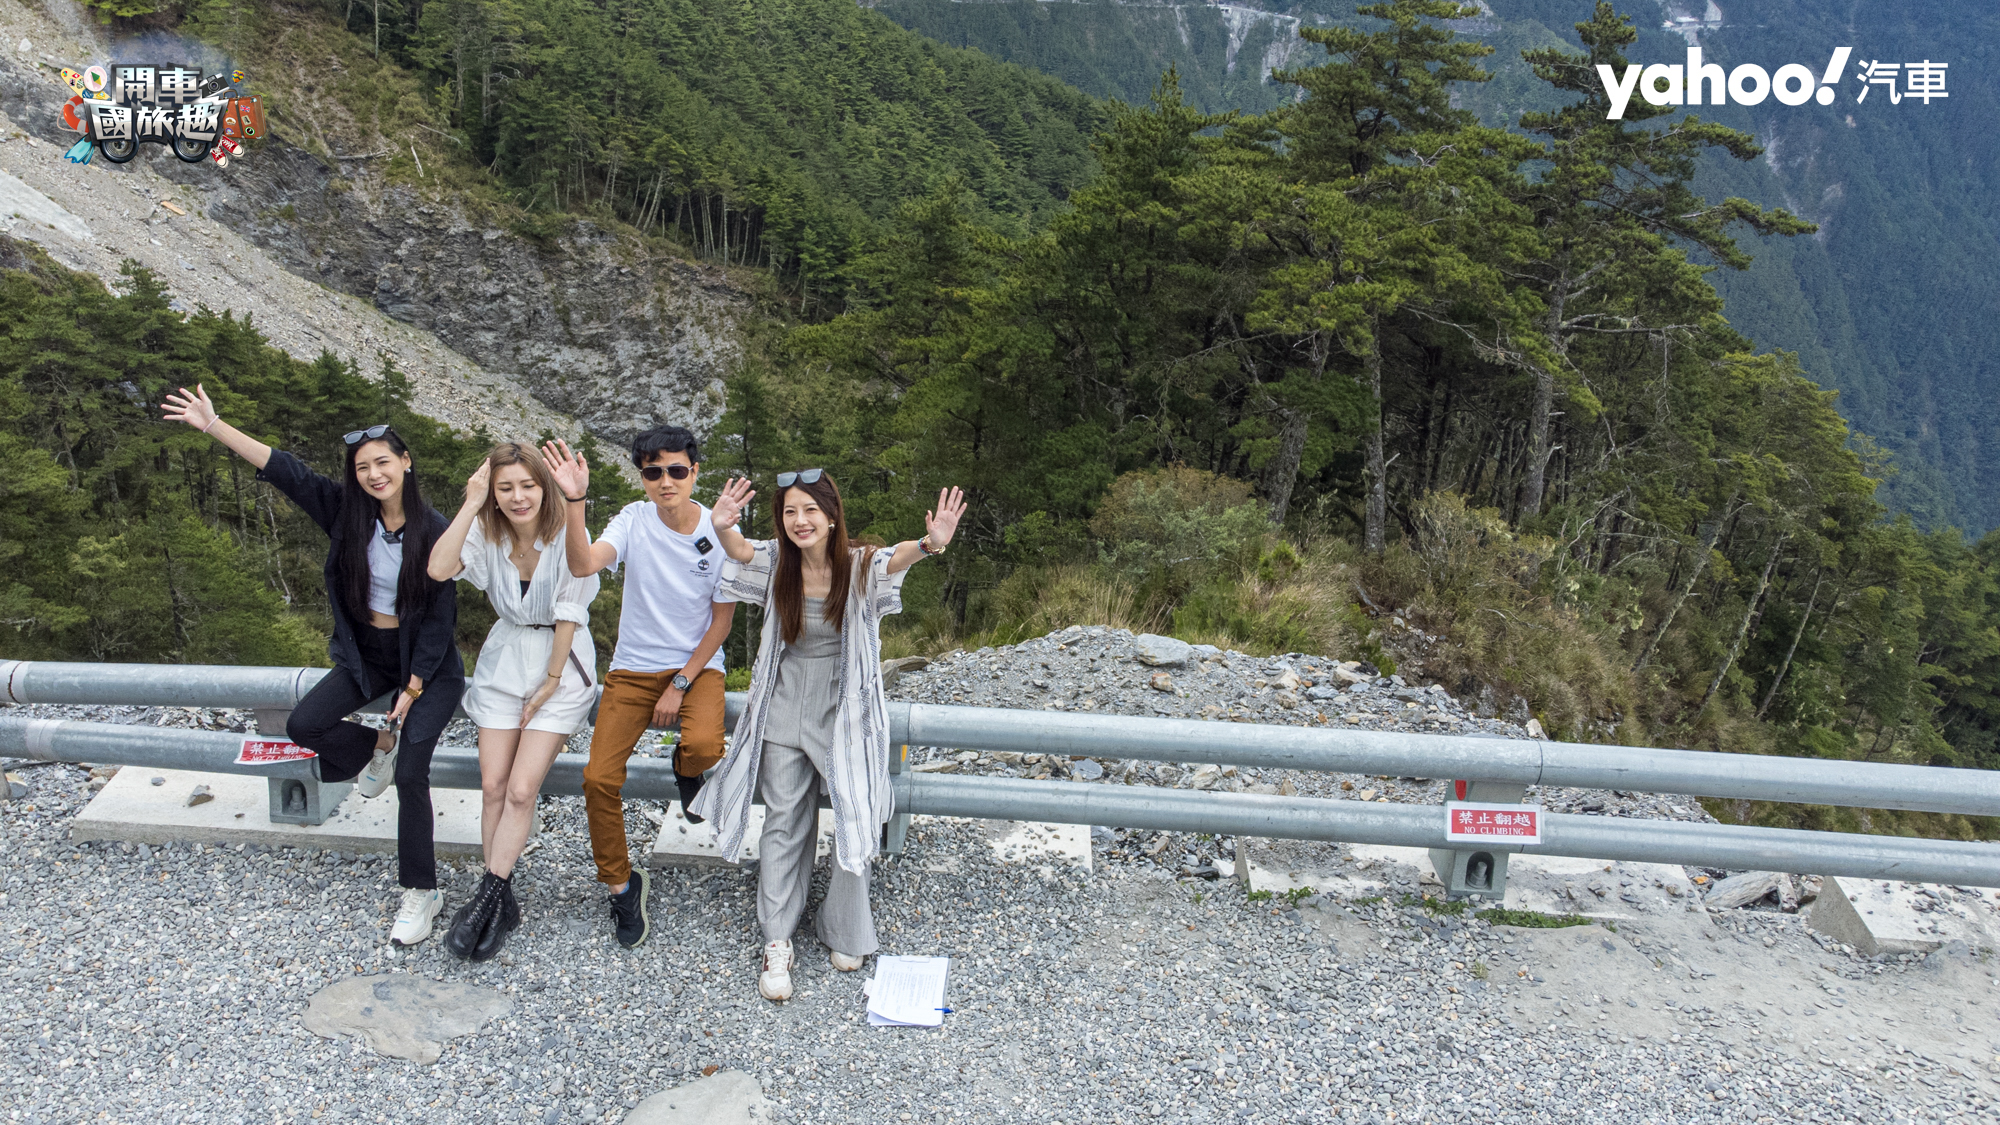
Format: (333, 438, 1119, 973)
(1092, 466, 1268, 600)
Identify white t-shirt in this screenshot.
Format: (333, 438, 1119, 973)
(367, 522, 403, 616)
(599, 500, 727, 674)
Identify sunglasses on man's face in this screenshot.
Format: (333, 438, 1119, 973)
(344, 424, 392, 446)
(640, 464, 693, 482)
(776, 468, 825, 488)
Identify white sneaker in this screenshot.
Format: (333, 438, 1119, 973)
(390, 888, 442, 946)
(356, 727, 400, 799)
(759, 940, 794, 1002)
(830, 950, 865, 972)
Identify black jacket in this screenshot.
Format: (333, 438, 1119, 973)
(257, 449, 464, 741)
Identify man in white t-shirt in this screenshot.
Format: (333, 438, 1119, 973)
(554, 425, 733, 949)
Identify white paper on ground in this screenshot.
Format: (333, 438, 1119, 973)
(864, 955, 950, 1027)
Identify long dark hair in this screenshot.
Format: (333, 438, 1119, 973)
(335, 427, 441, 625)
(774, 472, 873, 645)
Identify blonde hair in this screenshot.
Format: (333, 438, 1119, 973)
(477, 443, 564, 551)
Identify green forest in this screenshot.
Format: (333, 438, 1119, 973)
(0, 239, 639, 669)
(10, 0, 2000, 840)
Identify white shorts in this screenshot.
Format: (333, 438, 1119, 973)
(464, 620, 599, 734)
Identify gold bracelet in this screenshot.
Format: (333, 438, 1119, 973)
(402, 685, 424, 700)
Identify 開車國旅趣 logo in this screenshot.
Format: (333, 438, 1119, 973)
(1597, 47, 1947, 120)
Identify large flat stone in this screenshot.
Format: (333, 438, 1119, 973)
(625, 1069, 769, 1125)
(300, 974, 512, 1064)
(1703, 870, 1788, 911)
(68, 767, 490, 855)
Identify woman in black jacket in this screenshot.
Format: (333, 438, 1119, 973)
(164, 385, 466, 947)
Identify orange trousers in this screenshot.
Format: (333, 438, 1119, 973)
(582, 667, 726, 887)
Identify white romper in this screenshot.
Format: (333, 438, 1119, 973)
(457, 519, 601, 734)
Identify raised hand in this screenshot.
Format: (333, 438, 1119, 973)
(162, 384, 219, 431)
(463, 461, 493, 508)
(711, 475, 756, 530)
(925, 486, 968, 549)
(542, 439, 589, 500)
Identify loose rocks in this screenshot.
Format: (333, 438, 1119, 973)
(1132, 633, 1192, 666)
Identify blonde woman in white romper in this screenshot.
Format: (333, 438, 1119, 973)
(427, 442, 600, 960)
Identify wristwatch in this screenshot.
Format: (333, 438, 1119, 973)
(671, 673, 692, 692)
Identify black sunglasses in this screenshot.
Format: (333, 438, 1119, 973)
(343, 424, 392, 446)
(776, 468, 825, 488)
(640, 464, 693, 482)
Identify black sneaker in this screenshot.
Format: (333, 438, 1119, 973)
(609, 868, 650, 948)
(676, 772, 705, 825)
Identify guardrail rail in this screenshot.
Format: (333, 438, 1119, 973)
(6, 660, 1998, 894)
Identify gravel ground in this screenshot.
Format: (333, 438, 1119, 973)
(7, 625, 2000, 1122)
(3, 762, 1994, 1125)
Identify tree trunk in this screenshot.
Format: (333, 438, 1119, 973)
(1631, 497, 1733, 672)
(1756, 568, 1824, 720)
(373, 0, 381, 58)
(1262, 407, 1308, 525)
(1364, 321, 1387, 554)
(1518, 364, 1554, 518)
(1697, 537, 1785, 714)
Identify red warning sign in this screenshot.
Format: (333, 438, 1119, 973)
(1444, 802, 1542, 845)
(236, 737, 315, 765)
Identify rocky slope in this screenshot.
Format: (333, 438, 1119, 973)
(0, 0, 745, 450)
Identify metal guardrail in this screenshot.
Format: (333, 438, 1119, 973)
(12, 660, 1999, 816)
(6, 660, 2000, 891)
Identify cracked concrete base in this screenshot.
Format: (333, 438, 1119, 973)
(1808, 875, 2000, 956)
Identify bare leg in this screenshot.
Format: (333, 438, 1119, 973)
(476, 726, 523, 862)
(488, 729, 567, 879)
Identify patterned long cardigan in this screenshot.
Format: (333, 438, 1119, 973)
(688, 541, 908, 876)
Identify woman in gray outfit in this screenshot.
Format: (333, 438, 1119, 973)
(692, 469, 965, 1002)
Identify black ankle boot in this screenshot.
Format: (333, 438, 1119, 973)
(472, 874, 518, 962)
(444, 872, 505, 960)
(497, 875, 520, 933)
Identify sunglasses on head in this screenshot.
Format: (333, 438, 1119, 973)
(343, 424, 392, 446)
(640, 464, 693, 482)
(776, 468, 825, 488)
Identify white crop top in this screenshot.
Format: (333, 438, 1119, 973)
(367, 522, 403, 617)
